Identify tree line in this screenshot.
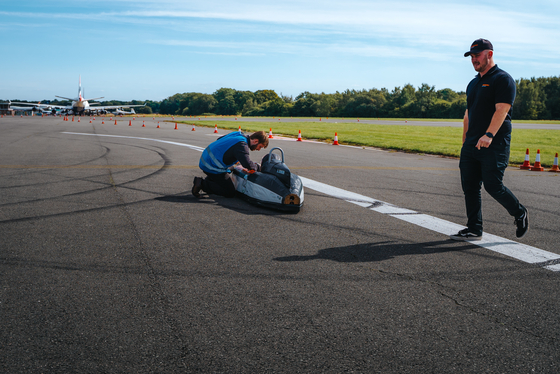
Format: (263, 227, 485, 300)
(154, 76, 560, 120)
(8, 76, 559, 119)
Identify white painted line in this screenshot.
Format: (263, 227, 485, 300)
(299, 176, 560, 271)
(63, 132, 560, 272)
(62, 132, 206, 152)
(546, 264, 560, 272)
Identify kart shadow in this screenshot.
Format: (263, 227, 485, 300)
(155, 193, 292, 216)
(274, 240, 479, 263)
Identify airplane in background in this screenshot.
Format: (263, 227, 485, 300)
(12, 76, 146, 116)
(7, 100, 58, 115)
(112, 107, 136, 115)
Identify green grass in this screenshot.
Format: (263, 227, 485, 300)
(177, 119, 560, 167)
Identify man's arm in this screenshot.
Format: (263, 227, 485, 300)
(475, 103, 511, 150)
(231, 142, 260, 171)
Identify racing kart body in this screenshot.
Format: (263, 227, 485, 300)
(231, 147, 304, 213)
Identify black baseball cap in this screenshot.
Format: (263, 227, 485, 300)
(464, 38, 493, 57)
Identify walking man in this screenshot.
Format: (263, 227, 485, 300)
(451, 38, 528, 241)
(192, 130, 269, 198)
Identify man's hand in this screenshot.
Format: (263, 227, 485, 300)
(475, 134, 492, 150)
(241, 167, 255, 174)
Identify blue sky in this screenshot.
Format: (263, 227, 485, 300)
(1, 0, 559, 101)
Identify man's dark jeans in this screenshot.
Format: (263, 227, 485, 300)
(459, 142, 524, 234)
(201, 171, 236, 197)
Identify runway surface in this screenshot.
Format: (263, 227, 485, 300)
(1, 115, 559, 373)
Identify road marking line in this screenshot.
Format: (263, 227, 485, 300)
(63, 132, 560, 272)
(300, 177, 560, 271)
(62, 132, 205, 152)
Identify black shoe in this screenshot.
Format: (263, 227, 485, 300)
(515, 208, 529, 238)
(192, 177, 203, 198)
(450, 228, 482, 241)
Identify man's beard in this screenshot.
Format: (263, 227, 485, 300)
(474, 57, 489, 73)
(250, 143, 258, 150)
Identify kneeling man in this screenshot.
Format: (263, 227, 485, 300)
(192, 130, 269, 198)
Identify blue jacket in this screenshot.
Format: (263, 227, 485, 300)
(199, 132, 249, 174)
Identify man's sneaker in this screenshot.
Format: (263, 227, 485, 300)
(192, 177, 203, 198)
(450, 228, 482, 241)
(515, 208, 529, 238)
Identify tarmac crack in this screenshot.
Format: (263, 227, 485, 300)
(96, 134, 192, 369)
(370, 267, 558, 346)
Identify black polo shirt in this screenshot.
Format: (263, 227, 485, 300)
(465, 65, 516, 146)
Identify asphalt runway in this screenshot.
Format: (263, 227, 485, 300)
(1, 115, 559, 373)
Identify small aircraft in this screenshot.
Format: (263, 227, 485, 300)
(12, 76, 146, 116)
(7, 101, 57, 115)
(112, 107, 136, 115)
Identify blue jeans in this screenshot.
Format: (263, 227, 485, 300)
(459, 141, 524, 234)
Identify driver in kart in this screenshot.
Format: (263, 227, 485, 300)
(192, 130, 269, 198)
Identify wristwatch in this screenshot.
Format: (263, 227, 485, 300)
(485, 132, 494, 138)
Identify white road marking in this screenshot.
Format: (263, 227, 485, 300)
(63, 132, 206, 152)
(63, 132, 560, 272)
(300, 177, 560, 271)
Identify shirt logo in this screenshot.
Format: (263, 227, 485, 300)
(482, 84, 490, 87)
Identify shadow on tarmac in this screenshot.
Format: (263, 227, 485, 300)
(274, 240, 479, 263)
(155, 193, 291, 216)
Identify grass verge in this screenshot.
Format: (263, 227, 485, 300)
(178, 119, 560, 167)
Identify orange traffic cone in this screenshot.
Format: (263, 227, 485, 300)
(142, 121, 145, 127)
(114, 120, 117, 125)
(297, 130, 302, 141)
(102, 120, 105, 124)
(333, 132, 339, 145)
(129, 120, 132, 126)
(157, 122, 160, 128)
(268, 128, 273, 139)
(214, 124, 218, 133)
(549, 153, 559, 172)
(174, 123, 178, 130)
(78, 117, 81, 122)
(531, 149, 544, 171)
(191, 124, 195, 131)
(519, 149, 531, 170)
(238, 125, 242, 133)
(72, 116, 74, 122)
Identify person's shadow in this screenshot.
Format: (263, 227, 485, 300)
(274, 240, 479, 263)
